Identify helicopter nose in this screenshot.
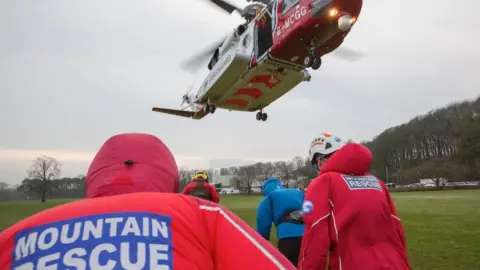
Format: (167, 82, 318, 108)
(338, 14, 352, 31)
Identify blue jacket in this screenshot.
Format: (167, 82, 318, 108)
(256, 178, 305, 241)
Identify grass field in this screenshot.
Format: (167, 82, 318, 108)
(1, 190, 479, 269)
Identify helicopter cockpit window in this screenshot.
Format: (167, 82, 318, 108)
(282, 0, 301, 15)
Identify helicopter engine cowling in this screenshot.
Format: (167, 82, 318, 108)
(218, 31, 238, 56)
(235, 25, 246, 38)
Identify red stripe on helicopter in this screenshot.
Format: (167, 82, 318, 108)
(233, 88, 263, 100)
(222, 99, 249, 107)
(248, 51, 256, 68)
(248, 74, 281, 89)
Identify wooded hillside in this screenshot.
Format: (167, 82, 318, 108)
(364, 96, 480, 184)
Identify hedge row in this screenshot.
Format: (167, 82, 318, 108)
(388, 185, 480, 193)
(220, 185, 480, 195)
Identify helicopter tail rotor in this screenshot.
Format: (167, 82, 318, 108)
(180, 78, 196, 109)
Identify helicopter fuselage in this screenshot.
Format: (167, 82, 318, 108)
(186, 11, 312, 118)
(154, 0, 362, 121)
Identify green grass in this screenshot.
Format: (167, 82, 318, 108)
(1, 190, 479, 269)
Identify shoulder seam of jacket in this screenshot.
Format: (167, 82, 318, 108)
(199, 205, 289, 270)
(391, 214, 401, 221)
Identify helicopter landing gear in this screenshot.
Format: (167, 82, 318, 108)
(303, 55, 313, 67)
(256, 111, 267, 121)
(311, 56, 322, 70)
(204, 104, 216, 114)
(304, 44, 321, 70)
(303, 55, 321, 70)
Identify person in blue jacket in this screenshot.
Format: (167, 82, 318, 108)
(256, 177, 305, 265)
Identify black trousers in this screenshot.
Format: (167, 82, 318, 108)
(278, 236, 302, 266)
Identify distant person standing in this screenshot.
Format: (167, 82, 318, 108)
(298, 133, 411, 269)
(182, 171, 220, 203)
(256, 178, 305, 266)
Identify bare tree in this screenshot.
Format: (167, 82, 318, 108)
(206, 169, 214, 181)
(262, 162, 276, 179)
(238, 165, 258, 195)
(0, 182, 9, 201)
(179, 167, 194, 192)
(254, 162, 275, 182)
(418, 158, 451, 187)
(228, 166, 240, 175)
(0, 182, 8, 191)
(27, 155, 61, 202)
(274, 161, 294, 180)
(291, 156, 306, 179)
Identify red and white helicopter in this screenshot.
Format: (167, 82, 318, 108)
(153, 0, 363, 121)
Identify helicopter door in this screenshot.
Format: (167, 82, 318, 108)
(256, 7, 273, 59)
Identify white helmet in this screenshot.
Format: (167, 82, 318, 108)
(308, 133, 346, 165)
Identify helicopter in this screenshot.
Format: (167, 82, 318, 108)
(152, 0, 363, 121)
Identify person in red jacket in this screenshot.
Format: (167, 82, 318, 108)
(298, 133, 411, 270)
(182, 171, 220, 202)
(0, 133, 296, 270)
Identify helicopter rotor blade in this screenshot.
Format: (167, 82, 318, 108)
(207, 0, 244, 15)
(180, 37, 226, 72)
(331, 47, 367, 62)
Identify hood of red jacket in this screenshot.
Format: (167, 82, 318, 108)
(320, 143, 372, 175)
(85, 133, 179, 198)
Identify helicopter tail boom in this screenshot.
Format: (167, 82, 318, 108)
(152, 104, 209, 120)
(152, 107, 196, 118)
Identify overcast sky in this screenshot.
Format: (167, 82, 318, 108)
(0, 0, 478, 185)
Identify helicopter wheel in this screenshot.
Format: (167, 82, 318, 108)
(303, 55, 313, 68)
(204, 104, 216, 114)
(208, 104, 216, 114)
(261, 113, 268, 121)
(311, 56, 322, 70)
(256, 111, 267, 121)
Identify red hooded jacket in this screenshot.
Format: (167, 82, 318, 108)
(0, 133, 295, 270)
(298, 143, 411, 270)
(182, 180, 220, 203)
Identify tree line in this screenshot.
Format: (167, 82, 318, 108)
(0, 155, 319, 201)
(1, 95, 478, 201)
(178, 156, 318, 193)
(363, 96, 480, 186)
